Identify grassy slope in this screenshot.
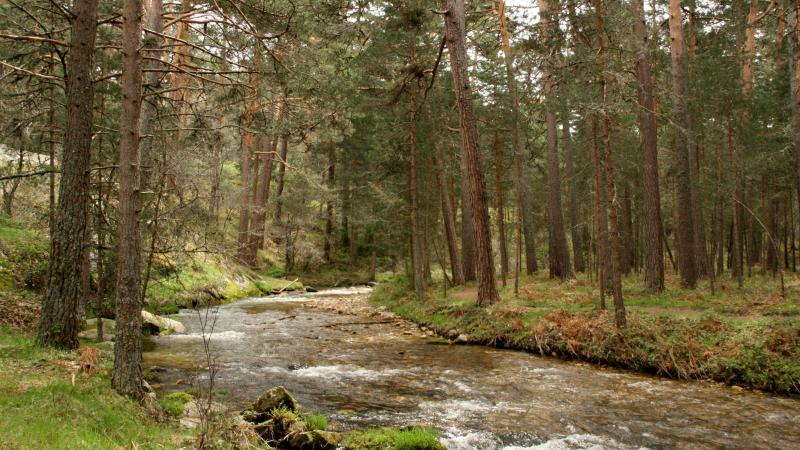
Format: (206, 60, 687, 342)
(372, 272, 800, 395)
(0, 327, 189, 449)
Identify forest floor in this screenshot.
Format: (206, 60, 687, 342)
(371, 271, 800, 395)
(0, 327, 193, 448)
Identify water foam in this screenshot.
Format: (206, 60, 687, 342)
(166, 330, 245, 340)
(288, 364, 406, 381)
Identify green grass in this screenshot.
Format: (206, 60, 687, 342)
(0, 327, 189, 449)
(344, 427, 445, 450)
(302, 412, 328, 431)
(372, 272, 800, 395)
(158, 391, 194, 417)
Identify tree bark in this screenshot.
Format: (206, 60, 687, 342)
(37, 0, 99, 350)
(112, 0, 145, 399)
(460, 158, 477, 281)
(631, 0, 664, 291)
(668, 0, 698, 288)
(441, 0, 499, 306)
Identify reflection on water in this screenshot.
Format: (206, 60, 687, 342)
(144, 288, 800, 450)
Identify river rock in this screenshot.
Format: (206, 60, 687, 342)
(141, 310, 186, 335)
(180, 400, 227, 429)
(454, 333, 470, 344)
(305, 286, 318, 293)
(244, 386, 300, 423)
(288, 430, 342, 450)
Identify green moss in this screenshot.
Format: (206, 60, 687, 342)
(344, 427, 444, 450)
(159, 391, 195, 417)
(0, 327, 188, 448)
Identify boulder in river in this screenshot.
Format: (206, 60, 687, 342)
(243, 385, 300, 424)
(141, 310, 186, 335)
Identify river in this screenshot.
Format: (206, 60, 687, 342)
(143, 288, 800, 449)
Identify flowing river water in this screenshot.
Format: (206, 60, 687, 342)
(143, 288, 800, 449)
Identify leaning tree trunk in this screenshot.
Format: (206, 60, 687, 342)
(668, 0, 698, 288)
(441, 0, 499, 306)
(37, 0, 99, 350)
(631, 0, 664, 291)
(113, 0, 145, 398)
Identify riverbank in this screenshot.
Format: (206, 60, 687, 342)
(0, 327, 192, 448)
(371, 274, 800, 395)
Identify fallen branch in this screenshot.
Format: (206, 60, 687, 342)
(0, 169, 58, 181)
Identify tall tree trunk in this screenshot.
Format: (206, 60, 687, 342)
(594, 0, 625, 327)
(538, 0, 572, 281)
(247, 100, 285, 264)
(563, 115, 585, 273)
(37, 0, 99, 349)
(792, 0, 800, 243)
(441, 0, 499, 306)
(113, 0, 145, 398)
(494, 0, 537, 276)
(410, 92, 425, 300)
(589, 116, 609, 310)
(140, 0, 163, 189)
(323, 142, 336, 263)
(728, 119, 744, 285)
(621, 183, 634, 275)
(460, 158, 477, 281)
(493, 130, 509, 285)
(631, 0, 664, 291)
(273, 136, 290, 224)
(668, 0, 698, 288)
(435, 147, 464, 285)
(236, 71, 259, 263)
